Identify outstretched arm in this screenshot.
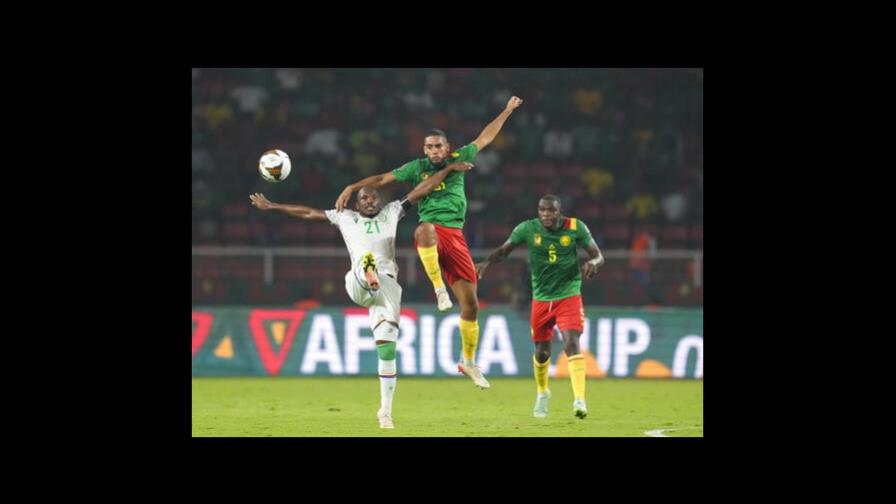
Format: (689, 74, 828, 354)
(474, 239, 521, 280)
(249, 193, 328, 221)
(335, 171, 398, 211)
(581, 242, 605, 279)
(471, 96, 524, 152)
(404, 162, 473, 204)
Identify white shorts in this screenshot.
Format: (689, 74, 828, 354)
(344, 265, 402, 339)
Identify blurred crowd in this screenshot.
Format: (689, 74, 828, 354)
(192, 68, 703, 306)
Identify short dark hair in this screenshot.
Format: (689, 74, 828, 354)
(539, 194, 561, 207)
(425, 129, 448, 142)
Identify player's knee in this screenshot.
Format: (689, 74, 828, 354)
(373, 322, 399, 345)
(535, 346, 551, 363)
(415, 223, 437, 246)
(563, 337, 581, 355)
(376, 341, 397, 361)
(460, 302, 478, 320)
(457, 292, 479, 317)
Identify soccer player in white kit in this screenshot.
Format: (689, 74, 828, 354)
(249, 161, 472, 429)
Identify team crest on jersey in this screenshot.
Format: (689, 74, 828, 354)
(560, 235, 572, 247)
(534, 234, 542, 246)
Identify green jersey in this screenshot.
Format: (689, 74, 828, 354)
(509, 217, 597, 301)
(391, 143, 478, 228)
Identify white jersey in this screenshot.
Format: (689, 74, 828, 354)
(325, 200, 405, 277)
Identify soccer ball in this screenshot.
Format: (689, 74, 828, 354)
(258, 149, 292, 183)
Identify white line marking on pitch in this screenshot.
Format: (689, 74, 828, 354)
(645, 427, 701, 437)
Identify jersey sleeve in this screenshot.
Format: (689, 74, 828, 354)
(324, 209, 341, 227)
(387, 200, 406, 220)
(509, 221, 529, 245)
(392, 160, 420, 183)
(451, 143, 479, 163)
(576, 220, 597, 247)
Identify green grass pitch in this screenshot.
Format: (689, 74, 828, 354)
(192, 377, 703, 437)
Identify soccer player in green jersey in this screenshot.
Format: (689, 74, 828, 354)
(334, 96, 524, 389)
(475, 195, 605, 418)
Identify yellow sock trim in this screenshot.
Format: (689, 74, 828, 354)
(459, 318, 479, 362)
(416, 245, 444, 289)
(567, 353, 586, 401)
(533, 355, 550, 394)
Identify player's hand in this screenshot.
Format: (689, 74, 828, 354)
(582, 261, 601, 279)
(447, 162, 474, 172)
(249, 193, 274, 210)
(475, 261, 490, 280)
(506, 96, 523, 111)
(335, 186, 354, 212)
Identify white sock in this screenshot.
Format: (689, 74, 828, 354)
(464, 357, 475, 368)
(378, 358, 396, 415)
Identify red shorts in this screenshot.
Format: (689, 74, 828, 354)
(530, 295, 584, 342)
(414, 223, 477, 286)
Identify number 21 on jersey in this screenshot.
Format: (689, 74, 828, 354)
(364, 220, 381, 234)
